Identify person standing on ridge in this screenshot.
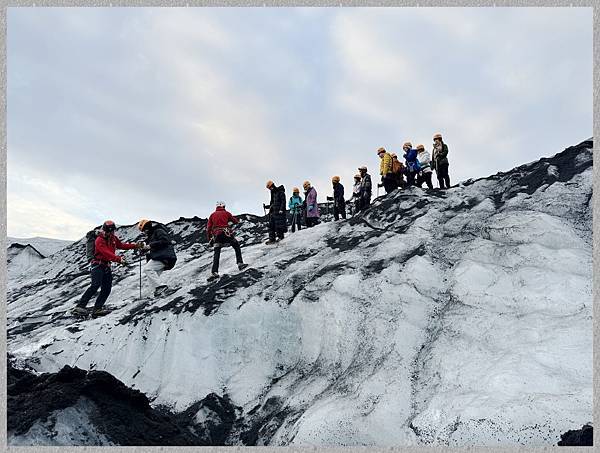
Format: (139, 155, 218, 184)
(73, 220, 142, 317)
(403, 142, 420, 187)
(303, 180, 320, 227)
(377, 147, 396, 194)
(331, 176, 347, 221)
(207, 202, 247, 280)
(358, 166, 372, 210)
(431, 133, 451, 189)
(350, 174, 362, 214)
(136, 219, 177, 297)
(415, 145, 434, 190)
(288, 187, 303, 233)
(266, 180, 287, 244)
(391, 153, 406, 189)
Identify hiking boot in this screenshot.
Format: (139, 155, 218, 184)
(265, 239, 277, 245)
(153, 285, 169, 297)
(207, 272, 220, 282)
(72, 306, 89, 316)
(238, 263, 248, 271)
(91, 307, 112, 318)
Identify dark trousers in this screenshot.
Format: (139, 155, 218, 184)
(359, 196, 371, 211)
(78, 264, 113, 310)
(306, 217, 319, 227)
(416, 171, 434, 189)
(212, 234, 243, 273)
(406, 171, 417, 187)
(382, 176, 397, 194)
(333, 200, 346, 220)
(436, 164, 450, 189)
(290, 210, 302, 232)
(269, 216, 285, 240)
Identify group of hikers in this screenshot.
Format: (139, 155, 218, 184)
(72, 133, 451, 317)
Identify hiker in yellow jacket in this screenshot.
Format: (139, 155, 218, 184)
(377, 147, 396, 194)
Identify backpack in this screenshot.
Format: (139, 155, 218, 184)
(85, 230, 99, 261)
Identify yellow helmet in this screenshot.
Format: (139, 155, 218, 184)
(332, 176, 340, 183)
(303, 180, 311, 190)
(266, 180, 274, 189)
(137, 219, 150, 231)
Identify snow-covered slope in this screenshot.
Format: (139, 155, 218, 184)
(7, 139, 593, 446)
(7, 236, 74, 278)
(7, 236, 73, 257)
(7, 244, 45, 277)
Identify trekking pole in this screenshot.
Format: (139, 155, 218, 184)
(138, 250, 142, 301)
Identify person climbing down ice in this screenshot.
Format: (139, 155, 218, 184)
(415, 145, 434, 190)
(137, 219, 177, 297)
(377, 147, 396, 194)
(207, 202, 247, 281)
(350, 174, 362, 214)
(265, 181, 287, 244)
(357, 166, 372, 211)
(391, 153, 406, 189)
(403, 142, 420, 187)
(331, 176, 347, 221)
(431, 133, 451, 189)
(288, 187, 303, 233)
(73, 220, 143, 318)
(303, 180, 320, 227)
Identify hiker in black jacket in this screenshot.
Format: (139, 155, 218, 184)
(331, 176, 346, 220)
(137, 219, 177, 297)
(265, 180, 287, 244)
(358, 166, 372, 211)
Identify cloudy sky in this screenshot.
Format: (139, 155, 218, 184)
(7, 7, 592, 240)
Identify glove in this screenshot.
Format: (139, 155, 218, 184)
(119, 257, 129, 266)
(136, 241, 146, 249)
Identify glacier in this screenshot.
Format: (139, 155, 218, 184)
(6, 139, 593, 446)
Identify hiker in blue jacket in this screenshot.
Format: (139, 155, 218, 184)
(403, 142, 420, 187)
(288, 187, 303, 232)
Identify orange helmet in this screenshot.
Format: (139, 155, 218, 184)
(137, 219, 150, 231)
(332, 176, 340, 183)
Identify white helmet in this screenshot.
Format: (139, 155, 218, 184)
(216, 201, 225, 208)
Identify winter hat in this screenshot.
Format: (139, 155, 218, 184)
(358, 166, 367, 172)
(390, 153, 397, 158)
(266, 180, 274, 189)
(137, 219, 150, 231)
(403, 142, 412, 149)
(293, 187, 300, 194)
(332, 176, 340, 183)
(416, 144, 425, 151)
(216, 201, 226, 208)
(303, 180, 311, 190)
(377, 147, 386, 155)
(102, 220, 116, 232)
(433, 133, 443, 140)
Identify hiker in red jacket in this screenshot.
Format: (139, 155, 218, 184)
(207, 202, 247, 281)
(73, 220, 142, 317)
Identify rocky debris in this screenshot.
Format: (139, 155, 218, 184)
(557, 424, 593, 446)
